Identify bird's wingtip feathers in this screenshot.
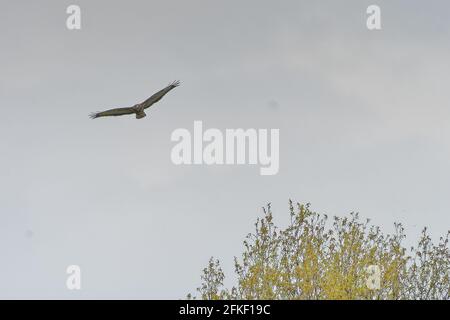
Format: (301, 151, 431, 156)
(170, 80, 180, 88)
(89, 112, 99, 119)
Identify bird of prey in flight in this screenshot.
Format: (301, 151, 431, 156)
(90, 80, 180, 119)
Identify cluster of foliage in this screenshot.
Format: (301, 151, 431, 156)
(189, 201, 450, 300)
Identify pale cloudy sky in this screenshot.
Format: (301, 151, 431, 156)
(1, 0, 449, 298)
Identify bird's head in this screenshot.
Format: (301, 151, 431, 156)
(133, 103, 143, 111)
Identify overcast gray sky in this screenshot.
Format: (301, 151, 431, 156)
(1, 0, 450, 298)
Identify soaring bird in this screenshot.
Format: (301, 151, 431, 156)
(89, 80, 180, 119)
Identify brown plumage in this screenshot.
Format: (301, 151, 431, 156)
(90, 80, 180, 120)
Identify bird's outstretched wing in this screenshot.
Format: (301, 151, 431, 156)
(89, 107, 135, 119)
(141, 80, 180, 109)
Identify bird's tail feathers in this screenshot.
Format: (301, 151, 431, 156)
(136, 111, 147, 119)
